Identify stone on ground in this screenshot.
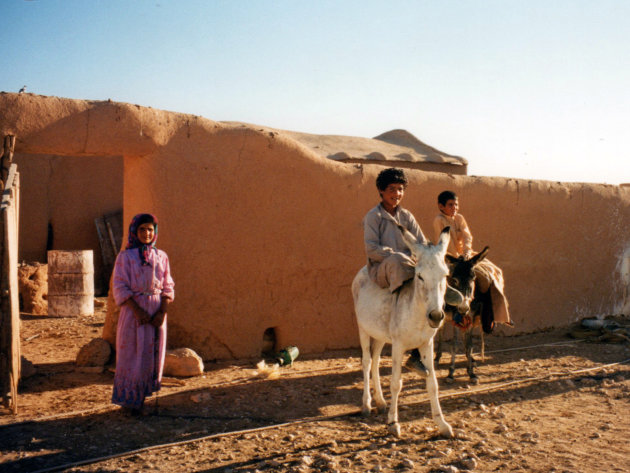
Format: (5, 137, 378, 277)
(76, 337, 112, 367)
(164, 348, 204, 377)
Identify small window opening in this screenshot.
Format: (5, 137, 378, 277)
(262, 327, 276, 356)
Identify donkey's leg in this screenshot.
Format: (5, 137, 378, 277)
(470, 316, 483, 367)
(421, 339, 453, 438)
(480, 326, 486, 362)
(370, 339, 387, 413)
(435, 325, 444, 364)
(359, 328, 373, 416)
(465, 328, 479, 384)
(447, 325, 457, 382)
(386, 342, 405, 437)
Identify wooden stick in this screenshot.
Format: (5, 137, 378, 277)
(105, 220, 118, 255)
(1, 135, 15, 187)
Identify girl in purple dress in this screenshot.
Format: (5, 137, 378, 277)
(112, 213, 174, 414)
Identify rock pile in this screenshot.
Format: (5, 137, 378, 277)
(17, 262, 48, 315)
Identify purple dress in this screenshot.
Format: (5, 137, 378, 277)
(111, 247, 174, 409)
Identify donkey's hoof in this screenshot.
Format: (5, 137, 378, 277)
(376, 403, 387, 414)
(469, 376, 480, 385)
(405, 356, 429, 377)
(438, 422, 454, 438)
(387, 422, 402, 438)
(444, 376, 455, 384)
(361, 407, 372, 417)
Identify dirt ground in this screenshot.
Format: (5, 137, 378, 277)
(1, 299, 629, 473)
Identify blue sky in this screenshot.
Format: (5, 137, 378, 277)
(2, 0, 629, 184)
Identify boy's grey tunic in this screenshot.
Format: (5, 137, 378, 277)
(363, 204, 426, 291)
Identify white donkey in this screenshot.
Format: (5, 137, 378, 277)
(352, 226, 453, 438)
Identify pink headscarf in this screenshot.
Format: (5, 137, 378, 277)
(126, 213, 158, 266)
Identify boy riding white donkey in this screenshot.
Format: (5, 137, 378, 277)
(353, 168, 463, 437)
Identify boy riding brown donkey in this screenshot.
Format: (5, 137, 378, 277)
(433, 190, 513, 333)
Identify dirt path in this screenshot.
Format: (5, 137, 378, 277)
(1, 301, 629, 472)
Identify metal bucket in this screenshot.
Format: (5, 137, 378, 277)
(47, 250, 94, 316)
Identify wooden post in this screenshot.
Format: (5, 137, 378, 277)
(0, 161, 20, 414)
(1, 135, 15, 189)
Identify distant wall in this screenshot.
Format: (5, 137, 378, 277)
(127, 132, 630, 360)
(334, 157, 467, 175)
(2, 93, 629, 361)
(13, 153, 123, 294)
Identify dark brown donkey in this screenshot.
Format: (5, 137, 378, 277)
(435, 247, 491, 384)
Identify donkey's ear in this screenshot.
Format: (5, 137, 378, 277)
(445, 254, 459, 265)
(436, 226, 451, 253)
(470, 246, 490, 265)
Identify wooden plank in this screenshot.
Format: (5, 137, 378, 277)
(1, 135, 15, 187)
(7, 199, 20, 414)
(94, 217, 111, 263)
(1, 163, 18, 209)
(95, 210, 122, 294)
(104, 210, 123, 252)
(95, 217, 112, 294)
(14, 172, 19, 246)
(0, 136, 19, 413)
(105, 221, 117, 256)
(0, 206, 7, 409)
(0, 193, 20, 413)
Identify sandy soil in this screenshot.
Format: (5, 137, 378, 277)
(1, 300, 629, 473)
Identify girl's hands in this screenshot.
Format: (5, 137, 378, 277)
(133, 306, 152, 325)
(150, 310, 165, 327)
(124, 296, 170, 327)
(123, 298, 151, 325)
(150, 296, 171, 327)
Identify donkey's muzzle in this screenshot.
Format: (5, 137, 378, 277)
(457, 301, 471, 315)
(428, 309, 445, 328)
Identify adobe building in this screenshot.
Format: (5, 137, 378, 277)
(241, 124, 468, 175)
(2, 92, 629, 360)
